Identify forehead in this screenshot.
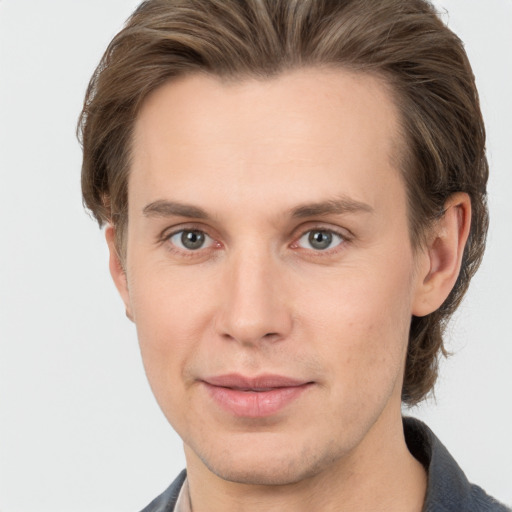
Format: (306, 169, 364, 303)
(130, 68, 404, 218)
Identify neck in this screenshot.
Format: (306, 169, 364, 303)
(184, 412, 426, 512)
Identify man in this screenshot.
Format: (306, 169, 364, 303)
(78, 0, 510, 510)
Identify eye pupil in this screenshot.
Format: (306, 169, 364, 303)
(308, 230, 332, 250)
(181, 230, 205, 250)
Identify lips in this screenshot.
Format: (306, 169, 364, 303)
(201, 373, 313, 418)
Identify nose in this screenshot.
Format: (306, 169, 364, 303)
(215, 247, 293, 346)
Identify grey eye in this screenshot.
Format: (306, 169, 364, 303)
(298, 230, 343, 251)
(169, 230, 213, 250)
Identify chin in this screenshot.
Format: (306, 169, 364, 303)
(195, 434, 342, 486)
(204, 459, 318, 487)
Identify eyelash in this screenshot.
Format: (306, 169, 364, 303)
(291, 228, 348, 254)
(159, 224, 220, 258)
(159, 224, 351, 257)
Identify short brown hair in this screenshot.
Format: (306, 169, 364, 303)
(79, 0, 488, 405)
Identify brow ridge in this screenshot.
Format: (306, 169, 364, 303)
(142, 196, 373, 220)
(290, 197, 374, 218)
(142, 200, 209, 219)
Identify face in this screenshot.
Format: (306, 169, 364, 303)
(113, 68, 431, 486)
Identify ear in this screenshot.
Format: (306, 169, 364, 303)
(105, 224, 133, 321)
(412, 192, 472, 317)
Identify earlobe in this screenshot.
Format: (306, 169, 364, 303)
(412, 193, 471, 317)
(105, 225, 133, 321)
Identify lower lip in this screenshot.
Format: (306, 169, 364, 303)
(203, 383, 312, 418)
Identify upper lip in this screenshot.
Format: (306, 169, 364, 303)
(203, 373, 312, 390)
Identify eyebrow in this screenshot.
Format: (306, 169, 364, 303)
(290, 197, 374, 218)
(142, 196, 374, 220)
(143, 200, 209, 219)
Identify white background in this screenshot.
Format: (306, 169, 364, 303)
(0, 1, 511, 510)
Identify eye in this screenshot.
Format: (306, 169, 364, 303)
(297, 229, 344, 251)
(168, 230, 214, 251)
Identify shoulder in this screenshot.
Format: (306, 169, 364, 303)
(403, 417, 510, 512)
(139, 470, 187, 512)
(467, 485, 512, 512)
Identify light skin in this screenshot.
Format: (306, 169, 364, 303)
(107, 68, 471, 512)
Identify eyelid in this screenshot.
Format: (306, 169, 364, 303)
(169, 230, 214, 250)
(289, 223, 353, 252)
(298, 230, 343, 249)
(159, 222, 211, 241)
(158, 223, 221, 253)
(156, 221, 351, 254)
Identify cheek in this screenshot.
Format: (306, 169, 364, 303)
(299, 264, 414, 396)
(127, 267, 216, 407)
